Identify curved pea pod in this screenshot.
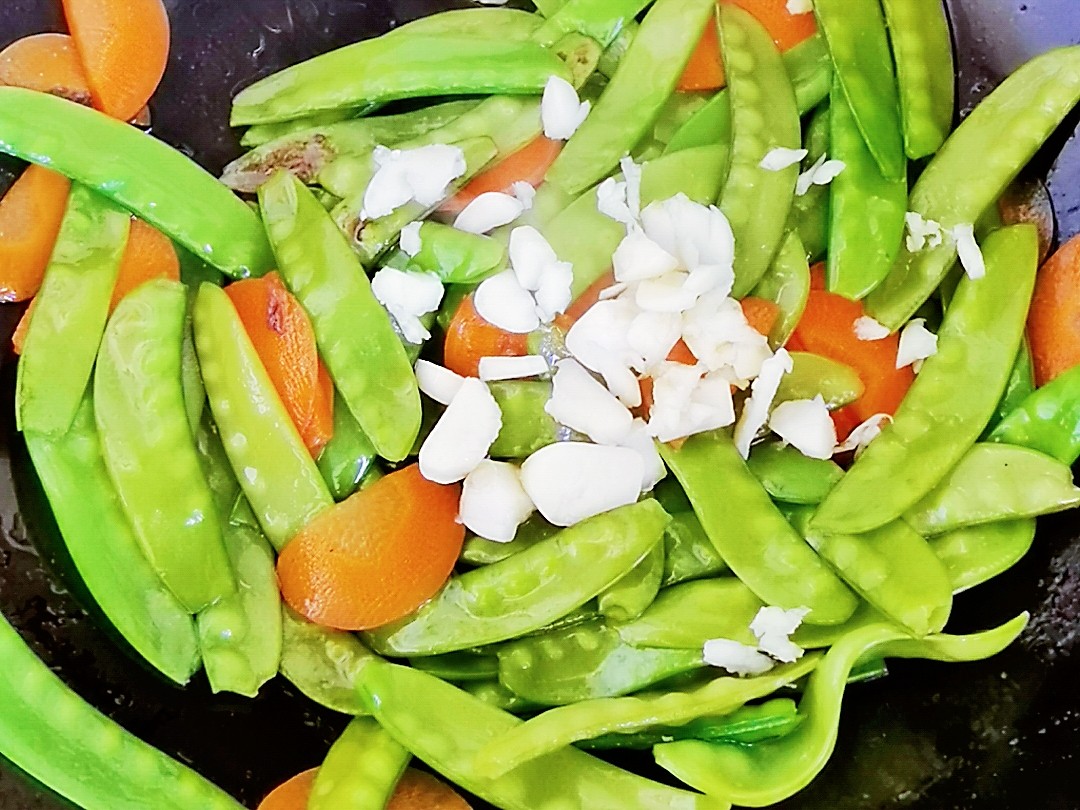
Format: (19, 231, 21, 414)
(746, 442, 843, 506)
(489, 381, 559, 458)
(866, 46, 1080, 330)
(16, 184, 129, 436)
(599, 541, 665, 623)
(359, 661, 728, 810)
(193, 283, 333, 550)
(462, 680, 544, 714)
(814, 226, 1039, 535)
(905, 444, 1080, 536)
(647, 92, 713, 154)
(317, 394, 380, 502)
(280, 606, 376, 715)
(0, 88, 272, 278)
(774, 352, 864, 411)
(24, 397, 200, 685)
(989, 361, 1080, 463)
(392, 7, 546, 40)
(536, 0, 648, 47)
(180, 318, 205, 435)
(410, 651, 500, 683)
(881, 0, 955, 159)
(930, 519, 1037, 594)
(662, 511, 728, 586)
(364, 501, 671, 656)
(240, 107, 363, 149)
(461, 518, 560, 566)
(659, 431, 858, 626)
(785, 105, 831, 264)
(475, 656, 820, 779)
(990, 341, 1037, 431)
(654, 614, 1028, 807)
(94, 280, 235, 613)
(309, 717, 411, 810)
(751, 232, 810, 350)
(394, 222, 507, 284)
(259, 172, 421, 462)
(615, 578, 762, 650)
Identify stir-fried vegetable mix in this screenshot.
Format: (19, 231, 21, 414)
(0, 0, 1079, 807)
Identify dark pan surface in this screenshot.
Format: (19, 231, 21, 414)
(0, 1, 1078, 808)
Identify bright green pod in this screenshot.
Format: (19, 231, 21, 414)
(489, 381, 560, 459)
(535, 0, 648, 47)
(460, 518, 560, 566)
(280, 607, 376, 715)
(615, 577, 762, 650)
(409, 651, 500, 683)
(317, 394, 380, 502)
(774, 351, 864, 411)
(598, 540, 665, 623)
(309, 718, 411, 810)
(930, 519, 1037, 595)
(661, 511, 729, 586)
(988, 356, 1080, 463)
(746, 442, 844, 506)
(751, 232, 810, 349)
(395, 222, 507, 284)
(987, 340, 1036, 436)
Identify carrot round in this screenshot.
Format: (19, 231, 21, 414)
(443, 136, 563, 215)
(678, 14, 725, 92)
(0, 165, 72, 303)
(256, 768, 317, 810)
(1028, 233, 1080, 386)
(277, 464, 464, 631)
(11, 299, 36, 356)
(443, 293, 529, 378)
(61, 0, 171, 121)
(740, 296, 781, 338)
(387, 770, 472, 810)
(0, 33, 92, 104)
(110, 218, 180, 311)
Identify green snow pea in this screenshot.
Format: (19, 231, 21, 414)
(0, 613, 241, 810)
(745, 442, 844, 506)
(774, 352, 865, 411)
(751, 232, 810, 350)
(193, 283, 333, 550)
(489, 381, 560, 458)
(359, 661, 728, 810)
(231, 36, 571, 125)
(881, 0, 955, 159)
(905, 443, 1080, 535)
(260, 171, 421, 462)
(390, 222, 506, 284)
(813, 225, 1039, 534)
(719, 4, 801, 297)
(410, 651, 499, 683)
(309, 717, 411, 810)
(94, 280, 235, 614)
(930, 519, 1036, 594)
(826, 77, 907, 300)
(317, 395, 380, 501)
(660, 431, 858, 625)
(536, 0, 648, 47)
(615, 578, 761, 650)
(461, 518, 560, 566)
(476, 656, 819, 779)
(989, 361, 1080, 463)
(785, 105, 830, 263)
(866, 46, 1080, 330)
(546, 0, 716, 195)
(497, 620, 704, 705)
(463, 680, 544, 714)
(0, 88, 272, 277)
(812, 0, 905, 181)
(180, 317, 205, 436)
(24, 396, 200, 685)
(599, 541, 665, 623)
(280, 606, 376, 715)
(647, 92, 713, 154)
(654, 615, 1027, 807)
(16, 184, 128, 437)
(662, 511, 729, 586)
(240, 108, 361, 148)
(988, 340, 1036, 434)
(364, 501, 670, 656)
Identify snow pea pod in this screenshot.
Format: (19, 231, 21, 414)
(662, 511, 729, 587)
(988, 340, 1036, 434)
(930, 519, 1036, 594)
(193, 283, 333, 550)
(654, 615, 1027, 807)
(0, 88, 272, 278)
(359, 660, 728, 810)
(599, 540, 664, 622)
(989, 361, 1080, 463)
(489, 381, 560, 458)
(463, 680, 544, 714)
(826, 77, 907, 300)
(94, 280, 234, 614)
(309, 717, 410, 810)
(461, 518, 560, 566)
(718, 4, 801, 297)
(751, 232, 810, 349)
(391, 222, 506, 284)
(866, 46, 1080, 330)
(659, 431, 858, 625)
(881, 0, 955, 159)
(231, 36, 571, 125)
(240, 107, 361, 148)
(364, 501, 670, 656)
(280, 606, 376, 715)
(785, 105, 830, 263)
(260, 172, 421, 462)
(615, 578, 761, 650)
(391, 6, 545, 41)
(24, 396, 200, 685)
(317, 394, 380, 502)
(812, 0, 905, 181)
(410, 651, 500, 683)
(536, 0, 648, 48)
(774, 351, 864, 411)
(746, 442, 843, 506)
(904, 443, 1080, 535)
(498, 620, 704, 705)
(813, 225, 1039, 534)
(546, 0, 716, 195)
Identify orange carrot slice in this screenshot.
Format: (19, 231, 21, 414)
(11, 298, 37, 356)
(740, 296, 780, 338)
(110, 218, 180, 311)
(443, 136, 563, 215)
(678, 14, 725, 92)
(277, 464, 464, 631)
(0, 165, 72, 303)
(256, 769, 317, 810)
(1028, 233, 1080, 386)
(387, 770, 472, 810)
(0, 33, 92, 104)
(443, 293, 529, 378)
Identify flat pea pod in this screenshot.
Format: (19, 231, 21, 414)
(317, 394, 380, 501)
(813, 225, 1039, 535)
(662, 511, 729, 587)
(654, 615, 1027, 807)
(489, 381, 560, 458)
(546, 0, 716, 195)
(280, 606, 376, 715)
(745, 442, 843, 506)
(751, 231, 810, 350)
(193, 283, 333, 550)
(825, 76, 907, 300)
(536, 0, 649, 47)
(812, 0, 905, 181)
(774, 351, 864, 411)
(988, 360, 1080, 463)
(364, 501, 671, 656)
(392, 222, 506, 284)
(240, 107, 362, 149)
(462, 680, 544, 714)
(24, 396, 200, 684)
(718, 3, 801, 297)
(390, 7, 546, 40)
(497, 620, 704, 706)
(0, 88, 272, 277)
(930, 519, 1036, 594)
(461, 518, 560, 566)
(475, 656, 819, 779)
(660, 431, 857, 625)
(231, 36, 571, 125)
(94, 280, 235, 614)
(865, 46, 1080, 330)
(599, 541, 665, 623)
(16, 184, 129, 436)
(988, 340, 1036, 434)
(649, 91, 713, 151)
(309, 717, 411, 810)
(409, 651, 499, 683)
(359, 661, 729, 810)
(904, 443, 1080, 535)
(180, 317, 205, 435)
(260, 171, 421, 462)
(615, 578, 761, 650)
(637, 144, 730, 207)
(785, 105, 830, 264)
(881, 0, 955, 159)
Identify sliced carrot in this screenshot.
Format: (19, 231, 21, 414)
(277, 464, 464, 631)
(0, 165, 72, 303)
(226, 273, 333, 457)
(740, 296, 780, 338)
(307, 360, 336, 459)
(443, 293, 529, 378)
(110, 218, 180, 310)
(442, 136, 563, 215)
(387, 770, 471, 810)
(256, 769, 317, 810)
(0, 33, 92, 104)
(11, 299, 37, 356)
(61, 0, 170, 122)
(678, 13, 725, 92)
(1028, 233, 1080, 386)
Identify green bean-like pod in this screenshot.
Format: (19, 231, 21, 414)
(986, 340, 1036, 436)
(615, 578, 762, 650)
(751, 231, 810, 349)
(409, 651, 500, 683)
(598, 541, 665, 622)
(279, 606, 377, 715)
(930, 519, 1037, 595)
(989, 357, 1080, 463)
(774, 352, 864, 412)
(661, 511, 728, 586)
(746, 442, 843, 506)
(309, 717, 411, 810)
(784, 105, 830, 263)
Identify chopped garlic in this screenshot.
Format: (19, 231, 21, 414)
(952, 223, 987, 280)
(520, 442, 644, 527)
(362, 144, 466, 219)
(750, 606, 810, 663)
(454, 191, 525, 235)
(619, 418, 667, 492)
(510, 181, 536, 209)
(596, 177, 636, 227)
(640, 194, 735, 280)
(415, 360, 464, 405)
(459, 460, 535, 542)
(399, 221, 423, 257)
(565, 298, 643, 406)
(854, 315, 890, 341)
(702, 638, 776, 676)
(473, 269, 540, 334)
(613, 228, 680, 283)
(541, 75, 591, 140)
(834, 413, 892, 456)
(509, 226, 558, 291)
(769, 396, 836, 460)
(545, 359, 634, 446)
(786, 0, 813, 13)
(647, 362, 736, 443)
(896, 318, 938, 370)
(478, 355, 549, 382)
(795, 153, 846, 197)
(760, 147, 808, 171)
(620, 156, 642, 218)
(905, 211, 945, 252)
(419, 378, 502, 484)
(634, 271, 699, 314)
(370, 267, 444, 344)
(682, 293, 771, 380)
(534, 260, 573, 323)
(734, 348, 794, 458)
(626, 310, 682, 372)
